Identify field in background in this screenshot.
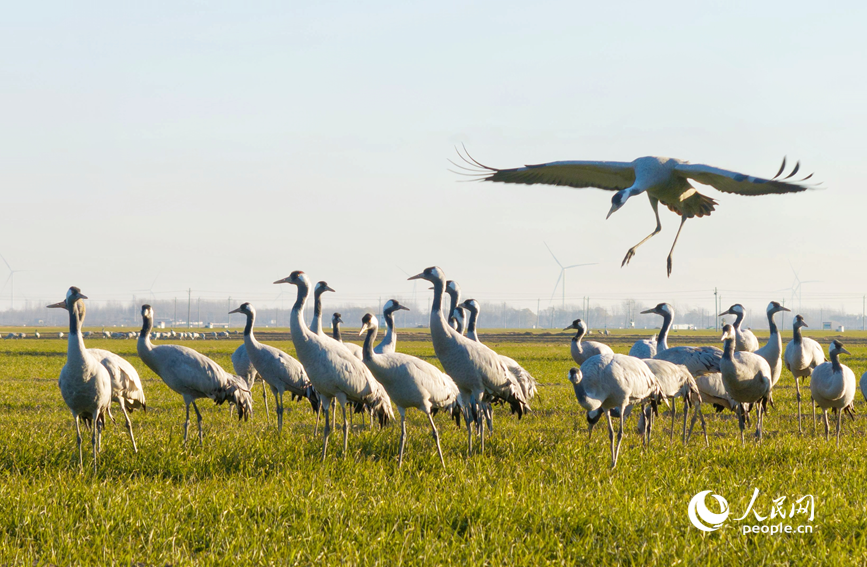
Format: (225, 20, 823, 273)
(1, 331, 866, 564)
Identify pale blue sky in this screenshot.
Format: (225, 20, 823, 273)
(1, 1, 865, 319)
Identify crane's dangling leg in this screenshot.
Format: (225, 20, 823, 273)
(119, 400, 138, 453)
(666, 215, 688, 278)
(192, 401, 204, 446)
(621, 196, 661, 268)
(428, 412, 445, 469)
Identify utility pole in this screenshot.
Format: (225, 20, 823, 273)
(536, 298, 540, 329)
(187, 288, 191, 329)
(862, 295, 865, 331)
(714, 288, 718, 332)
(227, 297, 231, 328)
(197, 297, 200, 328)
(174, 297, 177, 326)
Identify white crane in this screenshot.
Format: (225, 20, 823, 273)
(454, 150, 815, 276)
(753, 301, 790, 406)
(459, 298, 537, 402)
(810, 340, 856, 446)
(562, 318, 613, 365)
(46, 287, 111, 473)
(566, 355, 660, 468)
(231, 344, 270, 422)
(719, 304, 759, 352)
(630, 303, 674, 358)
(331, 313, 363, 360)
(408, 266, 529, 455)
(309, 281, 335, 336)
(274, 271, 393, 460)
(639, 359, 707, 445)
(359, 313, 460, 467)
(137, 305, 252, 445)
(229, 302, 319, 433)
(784, 314, 825, 434)
(47, 300, 147, 452)
(374, 299, 410, 355)
(719, 324, 771, 443)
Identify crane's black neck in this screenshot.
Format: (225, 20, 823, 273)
(831, 350, 842, 373)
(383, 310, 395, 332)
(465, 308, 478, 336)
(332, 319, 342, 342)
(313, 289, 324, 319)
(292, 281, 309, 313)
(793, 322, 803, 344)
(430, 279, 444, 316)
(722, 337, 736, 360)
(140, 314, 153, 338)
(732, 310, 745, 329)
(455, 311, 465, 334)
(767, 310, 778, 338)
(656, 311, 673, 350)
(362, 324, 377, 361)
(243, 311, 255, 337)
(445, 285, 460, 325)
(68, 301, 82, 336)
(572, 325, 586, 343)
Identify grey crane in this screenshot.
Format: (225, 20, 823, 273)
(331, 312, 363, 360)
(230, 302, 320, 433)
(445, 280, 462, 331)
(408, 266, 529, 455)
(231, 344, 270, 423)
(274, 271, 393, 460)
(810, 341, 856, 446)
(46, 287, 111, 473)
(137, 305, 252, 445)
(562, 318, 613, 365)
(861, 372, 867, 405)
(459, 298, 538, 403)
(359, 313, 460, 467)
(309, 281, 335, 336)
(47, 300, 146, 453)
(453, 151, 815, 276)
(719, 304, 759, 352)
(639, 359, 707, 445)
(630, 303, 674, 358)
(719, 324, 772, 443)
(753, 301, 791, 406)
(566, 355, 661, 468)
(374, 299, 410, 355)
(784, 314, 825, 434)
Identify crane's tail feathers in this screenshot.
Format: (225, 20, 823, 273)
(305, 385, 321, 413)
(215, 375, 253, 422)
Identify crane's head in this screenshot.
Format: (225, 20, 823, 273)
(407, 266, 445, 285)
(383, 299, 410, 315)
(766, 301, 790, 315)
(458, 298, 480, 315)
(567, 367, 581, 385)
(563, 318, 587, 333)
(314, 281, 335, 297)
(641, 303, 672, 317)
(793, 314, 808, 329)
(830, 340, 850, 357)
(229, 302, 255, 317)
(359, 313, 379, 336)
(606, 189, 632, 219)
(141, 304, 154, 321)
(332, 312, 344, 326)
(273, 271, 309, 288)
(720, 324, 735, 342)
(47, 286, 87, 310)
(718, 303, 744, 317)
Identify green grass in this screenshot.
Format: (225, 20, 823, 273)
(1, 333, 866, 565)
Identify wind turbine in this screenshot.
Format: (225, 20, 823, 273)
(0, 253, 27, 310)
(789, 263, 820, 313)
(544, 242, 596, 311)
(133, 270, 162, 302)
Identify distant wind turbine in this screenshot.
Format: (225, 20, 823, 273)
(544, 242, 596, 311)
(788, 263, 820, 313)
(133, 271, 163, 302)
(0, 253, 28, 310)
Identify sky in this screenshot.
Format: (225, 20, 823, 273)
(1, 1, 866, 322)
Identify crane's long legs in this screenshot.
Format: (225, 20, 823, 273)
(606, 410, 616, 467)
(397, 408, 407, 467)
(795, 377, 803, 433)
(621, 196, 661, 268)
(183, 402, 191, 445)
(613, 405, 626, 468)
(342, 402, 349, 458)
(822, 410, 829, 441)
(812, 398, 817, 436)
(75, 415, 83, 473)
(119, 400, 138, 453)
(262, 381, 270, 424)
(321, 399, 332, 461)
(192, 401, 204, 446)
(835, 408, 842, 447)
(666, 215, 688, 278)
(428, 412, 445, 469)
(91, 417, 99, 475)
(314, 402, 321, 436)
(276, 392, 284, 434)
(737, 404, 746, 445)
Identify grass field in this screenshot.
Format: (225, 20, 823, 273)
(1, 329, 866, 565)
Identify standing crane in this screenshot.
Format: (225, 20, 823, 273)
(810, 340, 856, 446)
(719, 304, 759, 352)
(784, 314, 825, 434)
(562, 318, 613, 365)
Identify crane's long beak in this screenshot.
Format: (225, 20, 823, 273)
(802, 321, 809, 328)
(841, 347, 852, 356)
(407, 272, 425, 281)
(324, 285, 335, 293)
(358, 323, 369, 336)
(780, 306, 791, 312)
(273, 276, 291, 284)
(397, 305, 410, 311)
(229, 307, 243, 314)
(46, 301, 66, 309)
(640, 308, 656, 314)
(562, 325, 574, 331)
(718, 309, 731, 317)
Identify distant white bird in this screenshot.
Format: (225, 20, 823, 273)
(46, 287, 111, 473)
(563, 318, 613, 365)
(274, 271, 393, 460)
(408, 266, 529, 455)
(359, 313, 460, 467)
(230, 302, 319, 433)
(567, 355, 660, 468)
(34, 330, 40, 339)
(811, 340, 856, 446)
(719, 304, 759, 352)
(309, 281, 335, 336)
(784, 314, 825, 434)
(454, 151, 815, 276)
(374, 299, 410, 355)
(330, 313, 363, 360)
(231, 344, 270, 422)
(629, 303, 673, 358)
(137, 305, 252, 445)
(719, 324, 771, 443)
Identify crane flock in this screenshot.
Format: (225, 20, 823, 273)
(41, 268, 867, 472)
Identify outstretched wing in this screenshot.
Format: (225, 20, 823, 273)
(451, 148, 635, 191)
(674, 160, 816, 196)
